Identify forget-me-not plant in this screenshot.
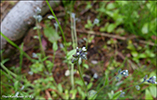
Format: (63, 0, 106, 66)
(72, 47, 87, 64)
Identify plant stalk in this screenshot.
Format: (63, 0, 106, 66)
(77, 63, 87, 96)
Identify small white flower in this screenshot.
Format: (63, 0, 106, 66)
(153, 76, 156, 79)
(48, 15, 54, 19)
(28, 71, 33, 75)
(77, 52, 80, 55)
(65, 70, 70, 76)
(93, 73, 98, 79)
(82, 47, 86, 51)
(54, 22, 60, 29)
(93, 18, 99, 25)
(21, 86, 25, 90)
(32, 53, 38, 58)
(36, 15, 42, 22)
(71, 13, 75, 18)
(33, 35, 39, 39)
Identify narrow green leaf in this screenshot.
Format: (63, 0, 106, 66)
(83, 64, 89, 69)
(57, 84, 63, 93)
(0, 32, 33, 62)
(66, 49, 76, 60)
(145, 89, 153, 100)
(104, 73, 109, 86)
(87, 83, 93, 90)
(112, 91, 121, 99)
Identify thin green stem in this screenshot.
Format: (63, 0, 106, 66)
(46, 0, 66, 44)
(70, 12, 78, 90)
(1, 63, 17, 78)
(92, 76, 116, 98)
(77, 63, 87, 96)
(71, 14, 75, 49)
(71, 64, 74, 90)
(36, 23, 46, 58)
(0, 32, 34, 62)
(73, 13, 78, 48)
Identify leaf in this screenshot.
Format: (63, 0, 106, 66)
(145, 89, 153, 100)
(100, 22, 109, 32)
(149, 71, 156, 77)
(87, 83, 93, 90)
(57, 84, 63, 93)
(66, 49, 76, 60)
(85, 20, 93, 29)
(75, 80, 84, 86)
(0, 32, 33, 62)
(44, 23, 60, 43)
(104, 73, 109, 86)
(14, 81, 19, 91)
(106, 3, 115, 10)
(139, 54, 147, 58)
(70, 89, 77, 99)
(64, 89, 69, 99)
(53, 41, 58, 51)
(108, 90, 114, 99)
(149, 85, 157, 98)
(141, 23, 148, 34)
(112, 91, 121, 99)
(131, 51, 138, 57)
(77, 87, 86, 99)
(88, 90, 97, 99)
(83, 64, 89, 69)
(107, 24, 116, 33)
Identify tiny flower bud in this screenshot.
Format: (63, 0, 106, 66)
(36, 7, 41, 14)
(93, 18, 99, 25)
(48, 15, 54, 19)
(71, 13, 75, 19)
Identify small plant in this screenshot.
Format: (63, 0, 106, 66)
(1, 1, 156, 100)
(72, 47, 87, 64)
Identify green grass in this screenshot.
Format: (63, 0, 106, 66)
(1, 1, 156, 100)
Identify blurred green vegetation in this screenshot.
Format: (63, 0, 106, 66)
(1, 1, 156, 100)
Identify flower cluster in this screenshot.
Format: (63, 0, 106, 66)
(147, 76, 157, 84)
(116, 69, 129, 81)
(119, 70, 129, 77)
(33, 7, 42, 23)
(72, 47, 87, 64)
(143, 75, 157, 84)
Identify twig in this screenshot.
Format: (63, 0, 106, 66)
(76, 29, 155, 46)
(45, 90, 52, 99)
